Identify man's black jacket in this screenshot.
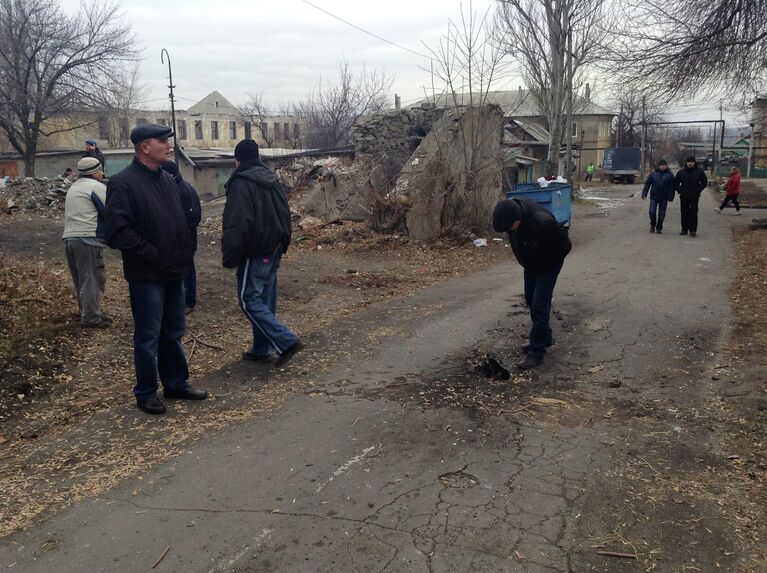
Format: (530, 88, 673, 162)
(675, 165, 708, 199)
(501, 198, 572, 275)
(221, 158, 291, 269)
(105, 158, 194, 281)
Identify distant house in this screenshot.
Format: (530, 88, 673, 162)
(410, 87, 616, 175)
(0, 91, 306, 154)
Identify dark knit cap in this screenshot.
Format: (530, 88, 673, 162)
(492, 199, 522, 232)
(658, 159, 667, 166)
(234, 139, 260, 162)
(686, 156, 696, 163)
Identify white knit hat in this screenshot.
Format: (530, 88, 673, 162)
(77, 156, 102, 175)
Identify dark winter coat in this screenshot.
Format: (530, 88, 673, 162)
(175, 177, 202, 251)
(221, 158, 291, 269)
(675, 165, 708, 199)
(505, 199, 572, 274)
(83, 148, 106, 171)
(642, 169, 676, 201)
(105, 158, 194, 281)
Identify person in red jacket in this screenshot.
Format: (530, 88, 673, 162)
(716, 166, 742, 215)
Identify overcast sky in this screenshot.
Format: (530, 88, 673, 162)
(59, 0, 747, 127)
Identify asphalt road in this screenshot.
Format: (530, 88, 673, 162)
(0, 187, 751, 572)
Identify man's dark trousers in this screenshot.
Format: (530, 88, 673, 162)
(649, 198, 668, 230)
(128, 279, 191, 399)
(183, 260, 197, 309)
(679, 196, 699, 233)
(523, 263, 563, 359)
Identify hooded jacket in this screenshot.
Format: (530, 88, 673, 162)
(726, 172, 741, 196)
(642, 168, 676, 201)
(675, 163, 708, 199)
(494, 198, 572, 274)
(221, 158, 291, 268)
(105, 158, 194, 281)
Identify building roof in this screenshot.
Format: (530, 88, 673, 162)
(186, 91, 241, 116)
(409, 89, 615, 118)
(504, 119, 551, 145)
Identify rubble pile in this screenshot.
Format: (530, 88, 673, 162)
(0, 176, 73, 217)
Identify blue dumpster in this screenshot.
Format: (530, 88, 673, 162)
(505, 182, 572, 226)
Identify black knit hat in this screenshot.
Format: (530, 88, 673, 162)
(658, 159, 667, 166)
(492, 199, 522, 232)
(234, 139, 260, 162)
(686, 156, 696, 163)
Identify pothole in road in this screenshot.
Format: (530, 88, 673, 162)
(439, 470, 479, 488)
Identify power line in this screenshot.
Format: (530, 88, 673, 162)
(299, 0, 433, 61)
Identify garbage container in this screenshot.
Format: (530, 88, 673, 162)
(505, 182, 572, 226)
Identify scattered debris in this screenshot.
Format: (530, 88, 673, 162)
(152, 545, 171, 569)
(596, 550, 637, 559)
(0, 176, 73, 218)
(472, 238, 488, 248)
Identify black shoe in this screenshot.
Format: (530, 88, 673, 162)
(163, 386, 208, 400)
(690, 232, 697, 237)
(656, 228, 663, 234)
(275, 341, 304, 367)
(649, 226, 655, 233)
(82, 318, 111, 328)
(242, 350, 273, 364)
(137, 395, 167, 415)
(516, 354, 544, 369)
(521, 341, 554, 352)
(679, 231, 688, 236)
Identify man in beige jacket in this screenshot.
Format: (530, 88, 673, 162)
(62, 157, 110, 327)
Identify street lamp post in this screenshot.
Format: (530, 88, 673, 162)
(747, 122, 754, 179)
(160, 48, 179, 165)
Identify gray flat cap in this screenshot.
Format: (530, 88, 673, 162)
(130, 123, 174, 145)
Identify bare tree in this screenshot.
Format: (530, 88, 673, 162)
(612, 89, 665, 148)
(0, 0, 136, 176)
(91, 64, 150, 149)
(297, 62, 392, 149)
(497, 0, 611, 175)
(612, 0, 767, 99)
(240, 93, 274, 147)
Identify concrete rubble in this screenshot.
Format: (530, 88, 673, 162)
(0, 176, 73, 216)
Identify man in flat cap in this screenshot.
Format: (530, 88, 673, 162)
(63, 156, 110, 327)
(83, 138, 106, 172)
(222, 139, 303, 367)
(105, 124, 207, 415)
(492, 198, 572, 369)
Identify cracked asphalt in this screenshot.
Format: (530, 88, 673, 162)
(1, 186, 759, 572)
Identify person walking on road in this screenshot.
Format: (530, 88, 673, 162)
(585, 162, 595, 181)
(675, 156, 708, 237)
(62, 157, 111, 327)
(641, 159, 676, 234)
(715, 166, 742, 215)
(106, 124, 207, 415)
(492, 198, 572, 369)
(162, 161, 202, 313)
(222, 139, 303, 368)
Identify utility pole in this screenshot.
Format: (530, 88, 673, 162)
(161, 48, 179, 165)
(640, 96, 646, 178)
(617, 103, 623, 148)
(715, 99, 723, 174)
(565, 15, 574, 180)
(747, 122, 754, 178)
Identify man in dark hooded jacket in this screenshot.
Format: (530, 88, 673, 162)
(675, 156, 708, 237)
(221, 139, 303, 367)
(641, 159, 675, 233)
(492, 198, 572, 369)
(162, 161, 202, 313)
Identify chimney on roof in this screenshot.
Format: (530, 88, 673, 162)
(585, 83, 591, 104)
(395, 93, 401, 110)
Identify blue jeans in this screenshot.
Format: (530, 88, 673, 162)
(128, 280, 190, 399)
(183, 259, 197, 309)
(523, 264, 563, 359)
(649, 198, 668, 230)
(236, 252, 298, 355)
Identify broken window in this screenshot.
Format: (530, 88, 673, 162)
(136, 118, 148, 127)
(571, 122, 578, 138)
(119, 118, 130, 141)
(293, 123, 300, 140)
(229, 121, 237, 140)
(194, 120, 203, 140)
(260, 122, 268, 139)
(177, 120, 187, 140)
(283, 123, 290, 140)
(157, 118, 167, 126)
(211, 121, 219, 140)
(273, 122, 281, 140)
(244, 121, 252, 139)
